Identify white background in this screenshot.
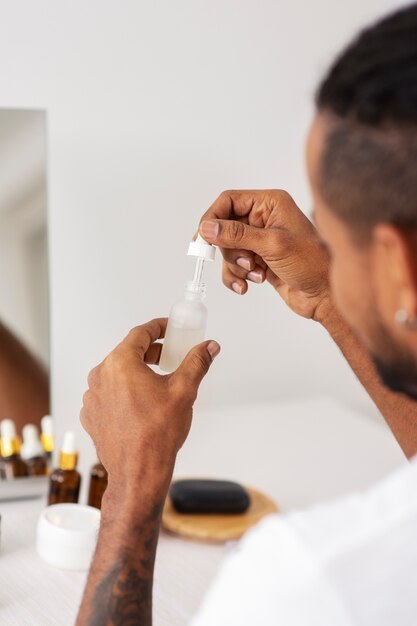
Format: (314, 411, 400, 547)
(0, 0, 405, 476)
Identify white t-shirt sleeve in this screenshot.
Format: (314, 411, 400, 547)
(190, 514, 353, 626)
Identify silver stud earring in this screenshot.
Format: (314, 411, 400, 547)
(395, 309, 417, 329)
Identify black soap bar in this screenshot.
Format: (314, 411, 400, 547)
(170, 479, 250, 514)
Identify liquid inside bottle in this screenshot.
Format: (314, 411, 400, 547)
(159, 281, 207, 373)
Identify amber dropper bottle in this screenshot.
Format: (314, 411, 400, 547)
(0, 419, 28, 479)
(48, 431, 81, 504)
(87, 461, 108, 509)
(40, 415, 54, 468)
(21, 424, 47, 476)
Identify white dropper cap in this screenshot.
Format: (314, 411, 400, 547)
(21, 424, 44, 460)
(1, 418, 17, 440)
(187, 234, 216, 261)
(41, 415, 53, 435)
(61, 431, 76, 454)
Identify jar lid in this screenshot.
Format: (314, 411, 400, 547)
(37, 503, 100, 570)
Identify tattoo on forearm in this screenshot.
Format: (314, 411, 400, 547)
(88, 501, 163, 626)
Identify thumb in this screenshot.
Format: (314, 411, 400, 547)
(200, 219, 270, 255)
(173, 340, 221, 394)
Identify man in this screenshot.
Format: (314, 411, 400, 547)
(76, 4, 417, 625)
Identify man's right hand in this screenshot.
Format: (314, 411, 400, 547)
(199, 189, 331, 323)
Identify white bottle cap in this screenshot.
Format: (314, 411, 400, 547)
(1, 418, 17, 439)
(187, 234, 216, 261)
(61, 431, 76, 454)
(41, 415, 53, 435)
(21, 424, 45, 460)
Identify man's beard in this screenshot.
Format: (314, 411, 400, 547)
(372, 355, 417, 400)
(370, 329, 417, 401)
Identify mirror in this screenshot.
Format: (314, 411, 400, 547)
(0, 109, 50, 498)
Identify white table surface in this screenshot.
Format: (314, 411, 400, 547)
(0, 397, 406, 626)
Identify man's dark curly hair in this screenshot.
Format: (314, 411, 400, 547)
(315, 3, 417, 239)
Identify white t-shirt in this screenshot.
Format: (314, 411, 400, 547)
(191, 456, 417, 626)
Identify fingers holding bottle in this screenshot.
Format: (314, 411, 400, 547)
(80, 318, 220, 485)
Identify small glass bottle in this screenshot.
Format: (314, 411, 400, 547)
(87, 461, 108, 509)
(48, 431, 81, 504)
(159, 281, 207, 372)
(159, 235, 215, 373)
(40, 415, 54, 469)
(21, 424, 48, 476)
(0, 419, 28, 479)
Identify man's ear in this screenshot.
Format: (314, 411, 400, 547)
(371, 224, 417, 325)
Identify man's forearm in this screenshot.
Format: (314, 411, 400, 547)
(76, 465, 174, 626)
(319, 304, 417, 458)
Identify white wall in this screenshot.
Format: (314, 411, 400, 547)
(0, 0, 405, 473)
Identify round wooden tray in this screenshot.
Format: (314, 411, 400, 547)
(162, 486, 278, 543)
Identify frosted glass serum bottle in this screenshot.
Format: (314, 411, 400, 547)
(159, 281, 207, 372)
(159, 235, 215, 373)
